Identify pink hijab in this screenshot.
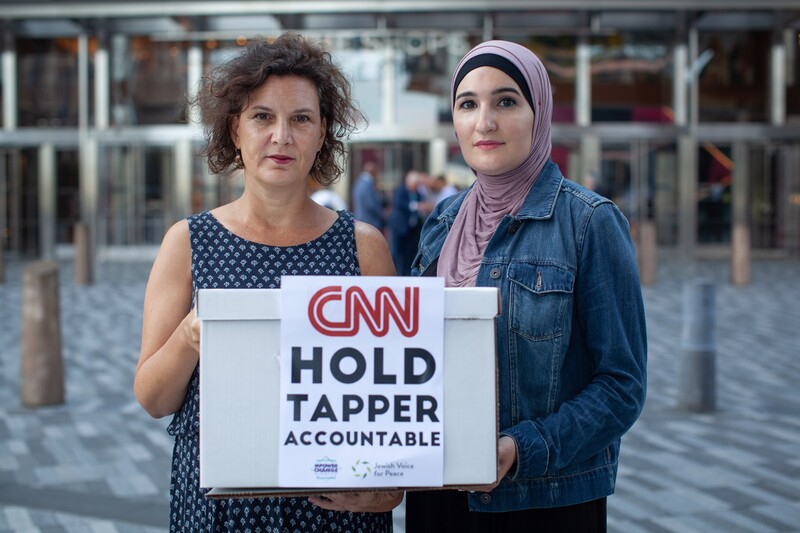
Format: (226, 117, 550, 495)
(437, 40, 553, 287)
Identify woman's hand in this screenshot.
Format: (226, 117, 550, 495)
(471, 435, 517, 493)
(497, 435, 518, 480)
(308, 491, 403, 513)
(180, 308, 201, 353)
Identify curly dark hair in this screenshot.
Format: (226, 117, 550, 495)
(193, 33, 365, 186)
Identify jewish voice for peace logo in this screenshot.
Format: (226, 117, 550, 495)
(352, 459, 371, 479)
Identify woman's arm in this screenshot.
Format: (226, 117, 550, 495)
(354, 220, 396, 276)
(134, 220, 200, 419)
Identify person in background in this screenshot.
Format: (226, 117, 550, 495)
(134, 33, 400, 532)
(352, 161, 386, 232)
(388, 170, 428, 275)
(406, 40, 647, 532)
(308, 176, 348, 211)
(430, 174, 458, 205)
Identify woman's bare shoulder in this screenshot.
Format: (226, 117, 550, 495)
(353, 221, 395, 276)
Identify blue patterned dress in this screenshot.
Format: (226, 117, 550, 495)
(167, 210, 393, 532)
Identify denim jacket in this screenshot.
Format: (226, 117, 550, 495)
(411, 161, 647, 511)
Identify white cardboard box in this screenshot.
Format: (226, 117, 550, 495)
(197, 286, 499, 497)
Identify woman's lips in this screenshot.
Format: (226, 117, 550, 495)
(474, 140, 502, 150)
(269, 155, 294, 164)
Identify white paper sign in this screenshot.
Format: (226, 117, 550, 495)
(279, 276, 445, 488)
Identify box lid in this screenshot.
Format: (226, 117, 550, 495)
(197, 287, 499, 321)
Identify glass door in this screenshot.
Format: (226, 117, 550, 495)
(99, 144, 173, 246)
(55, 149, 80, 246)
(3, 147, 40, 256)
(599, 140, 678, 247)
(757, 143, 800, 254)
(697, 142, 732, 245)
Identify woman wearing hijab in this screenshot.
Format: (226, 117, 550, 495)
(406, 40, 647, 531)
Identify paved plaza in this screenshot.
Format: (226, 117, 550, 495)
(0, 255, 798, 532)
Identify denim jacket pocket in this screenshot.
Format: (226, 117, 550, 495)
(508, 263, 575, 341)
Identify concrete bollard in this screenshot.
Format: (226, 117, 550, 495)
(21, 261, 65, 407)
(731, 223, 750, 286)
(637, 219, 657, 286)
(74, 222, 93, 285)
(678, 280, 716, 413)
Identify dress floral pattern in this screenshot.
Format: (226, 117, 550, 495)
(167, 210, 392, 532)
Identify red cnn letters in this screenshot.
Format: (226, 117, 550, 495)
(308, 286, 420, 337)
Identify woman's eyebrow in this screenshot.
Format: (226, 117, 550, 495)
(250, 104, 316, 114)
(492, 86, 522, 96)
(455, 86, 521, 100)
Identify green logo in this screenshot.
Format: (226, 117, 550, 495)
(352, 459, 372, 479)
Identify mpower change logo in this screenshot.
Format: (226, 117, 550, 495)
(308, 286, 420, 337)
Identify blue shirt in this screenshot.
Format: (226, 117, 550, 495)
(412, 160, 647, 511)
(352, 172, 385, 231)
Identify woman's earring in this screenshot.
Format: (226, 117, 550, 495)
(234, 148, 243, 168)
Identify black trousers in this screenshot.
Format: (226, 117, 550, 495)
(405, 490, 606, 533)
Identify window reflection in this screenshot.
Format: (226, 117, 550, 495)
(111, 36, 188, 125)
(18, 38, 80, 127)
(525, 36, 577, 123)
(786, 31, 799, 121)
(698, 31, 769, 122)
(590, 32, 673, 123)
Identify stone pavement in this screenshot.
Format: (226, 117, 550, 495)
(0, 256, 798, 532)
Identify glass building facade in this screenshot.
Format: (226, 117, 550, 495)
(1, 1, 799, 264)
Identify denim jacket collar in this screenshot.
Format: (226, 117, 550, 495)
(438, 160, 563, 224)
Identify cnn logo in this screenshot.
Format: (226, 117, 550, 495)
(308, 286, 420, 337)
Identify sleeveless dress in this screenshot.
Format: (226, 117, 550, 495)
(167, 210, 393, 533)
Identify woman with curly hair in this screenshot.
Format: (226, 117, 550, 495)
(134, 33, 399, 532)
